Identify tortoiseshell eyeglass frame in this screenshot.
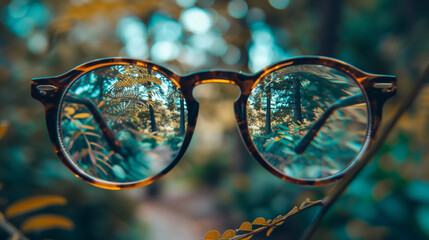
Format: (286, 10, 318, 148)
(31, 56, 396, 190)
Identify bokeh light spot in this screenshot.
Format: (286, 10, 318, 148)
(222, 45, 241, 65)
(151, 41, 181, 62)
(208, 37, 227, 56)
(190, 33, 214, 50)
(269, 0, 290, 9)
(180, 7, 212, 34)
(252, 27, 274, 44)
(249, 44, 273, 72)
(216, 15, 231, 32)
(27, 32, 47, 54)
(8, 0, 30, 19)
(246, 8, 266, 25)
(227, 0, 248, 19)
(5, 1, 50, 38)
(117, 16, 148, 58)
(117, 16, 147, 43)
(178, 46, 208, 69)
(149, 14, 182, 41)
(176, 0, 197, 8)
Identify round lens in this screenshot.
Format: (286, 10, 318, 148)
(60, 64, 187, 183)
(247, 64, 368, 181)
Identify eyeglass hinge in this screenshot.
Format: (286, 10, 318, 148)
(36, 85, 58, 96)
(371, 75, 396, 94)
(373, 82, 394, 89)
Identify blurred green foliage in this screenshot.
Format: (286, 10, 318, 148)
(0, 0, 428, 239)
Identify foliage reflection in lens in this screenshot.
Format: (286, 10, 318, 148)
(247, 64, 368, 180)
(60, 65, 187, 183)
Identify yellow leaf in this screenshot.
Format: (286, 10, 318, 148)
(90, 142, 105, 150)
(83, 132, 101, 138)
(6, 195, 67, 218)
(266, 227, 274, 237)
(73, 113, 91, 119)
(252, 217, 267, 226)
(20, 214, 74, 233)
(148, 101, 155, 108)
(236, 221, 254, 240)
(274, 136, 280, 142)
(97, 100, 106, 108)
(0, 120, 9, 140)
(203, 230, 221, 240)
(238, 222, 252, 232)
(147, 77, 162, 85)
(221, 229, 236, 239)
(299, 198, 311, 209)
(299, 198, 322, 210)
(81, 124, 96, 130)
(273, 215, 284, 226)
(286, 206, 299, 216)
(63, 107, 75, 115)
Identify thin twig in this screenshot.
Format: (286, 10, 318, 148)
(0, 212, 30, 240)
(302, 65, 429, 240)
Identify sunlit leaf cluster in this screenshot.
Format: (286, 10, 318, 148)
(203, 198, 323, 240)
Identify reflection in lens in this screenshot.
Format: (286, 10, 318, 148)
(60, 65, 187, 183)
(247, 64, 368, 180)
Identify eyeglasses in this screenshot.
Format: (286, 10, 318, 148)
(31, 56, 396, 190)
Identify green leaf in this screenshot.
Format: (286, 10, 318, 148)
(276, 124, 289, 131)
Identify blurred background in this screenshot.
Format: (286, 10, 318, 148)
(0, 0, 428, 239)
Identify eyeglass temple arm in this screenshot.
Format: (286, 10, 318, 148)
(64, 95, 126, 157)
(294, 93, 364, 154)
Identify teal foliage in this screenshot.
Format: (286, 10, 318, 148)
(1, 0, 429, 239)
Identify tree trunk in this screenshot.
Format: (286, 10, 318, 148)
(293, 76, 303, 124)
(179, 97, 185, 136)
(265, 86, 272, 135)
(97, 75, 103, 103)
(317, 0, 343, 57)
(149, 95, 157, 132)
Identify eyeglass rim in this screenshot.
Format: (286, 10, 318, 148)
(31, 56, 396, 189)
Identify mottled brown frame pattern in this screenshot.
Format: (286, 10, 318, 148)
(31, 56, 396, 190)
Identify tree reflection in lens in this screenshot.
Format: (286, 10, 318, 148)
(60, 65, 187, 183)
(248, 64, 368, 180)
